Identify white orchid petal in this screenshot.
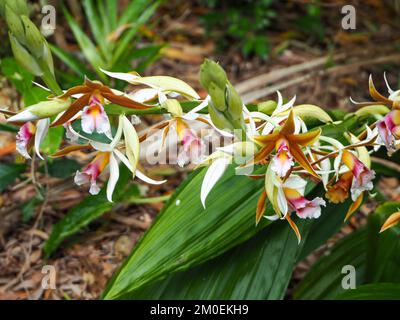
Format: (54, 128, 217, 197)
(122, 115, 140, 174)
(201, 157, 230, 208)
(34, 118, 50, 160)
(384, 72, 394, 94)
(113, 149, 133, 172)
(283, 175, 307, 192)
(100, 68, 140, 82)
(136, 169, 166, 185)
(107, 153, 120, 202)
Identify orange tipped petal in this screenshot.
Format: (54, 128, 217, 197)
(280, 109, 296, 135)
(369, 76, 392, 105)
(289, 142, 320, 179)
(52, 144, 92, 158)
(256, 191, 267, 225)
(248, 142, 275, 165)
(344, 193, 364, 222)
(253, 132, 280, 145)
(51, 94, 91, 127)
(380, 211, 400, 233)
(286, 214, 301, 244)
(288, 128, 321, 147)
(57, 85, 92, 99)
(161, 122, 171, 146)
(102, 92, 149, 110)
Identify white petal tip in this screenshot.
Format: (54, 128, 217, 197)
(7, 110, 39, 123)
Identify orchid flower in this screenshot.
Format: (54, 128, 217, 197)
(50, 78, 148, 129)
(54, 115, 165, 201)
(251, 110, 322, 179)
(376, 110, 400, 155)
(200, 141, 256, 208)
(15, 119, 49, 160)
(351, 74, 400, 110)
(259, 169, 326, 243)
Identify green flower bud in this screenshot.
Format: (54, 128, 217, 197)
(199, 59, 228, 91)
(258, 100, 277, 115)
(208, 82, 226, 112)
(43, 42, 55, 76)
(208, 102, 233, 131)
(1, 0, 28, 17)
(21, 15, 45, 59)
(226, 83, 243, 120)
(9, 33, 43, 76)
(7, 98, 71, 123)
(162, 99, 183, 117)
(5, 4, 26, 45)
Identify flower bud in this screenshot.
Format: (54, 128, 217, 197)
(21, 15, 45, 59)
(226, 83, 243, 120)
(208, 82, 226, 112)
(199, 59, 228, 91)
(7, 99, 71, 123)
(5, 4, 26, 45)
(9, 33, 43, 76)
(208, 102, 233, 131)
(1, 0, 28, 18)
(258, 100, 277, 115)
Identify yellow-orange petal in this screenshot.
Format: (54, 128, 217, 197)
(289, 142, 320, 179)
(380, 211, 400, 233)
(253, 132, 280, 145)
(288, 128, 321, 147)
(248, 142, 275, 165)
(256, 191, 267, 225)
(369, 76, 392, 104)
(286, 214, 301, 244)
(280, 109, 296, 136)
(51, 144, 92, 158)
(344, 192, 364, 222)
(51, 93, 91, 127)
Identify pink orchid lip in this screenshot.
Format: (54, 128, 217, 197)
(342, 150, 375, 200)
(81, 95, 111, 136)
(377, 110, 400, 153)
(74, 152, 110, 195)
(271, 138, 294, 177)
(178, 128, 205, 166)
(16, 122, 35, 159)
(283, 188, 326, 219)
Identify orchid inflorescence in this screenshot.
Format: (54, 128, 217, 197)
(2, 59, 400, 242)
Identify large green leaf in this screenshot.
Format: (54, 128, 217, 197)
(294, 206, 400, 300)
(103, 166, 269, 299)
(0, 163, 26, 192)
(109, 190, 349, 300)
(121, 219, 311, 300)
(294, 227, 367, 300)
(43, 166, 138, 258)
(334, 283, 400, 300)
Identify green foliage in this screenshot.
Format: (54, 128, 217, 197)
(294, 207, 400, 300)
(200, 0, 276, 59)
(55, 0, 162, 87)
(295, 3, 325, 41)
(44, 166, 139, 258)
(102, 166, 270, 299)
(1, 57, 48, 105)
(108, 190, 350, 300)
(0, 163, 26, 192)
